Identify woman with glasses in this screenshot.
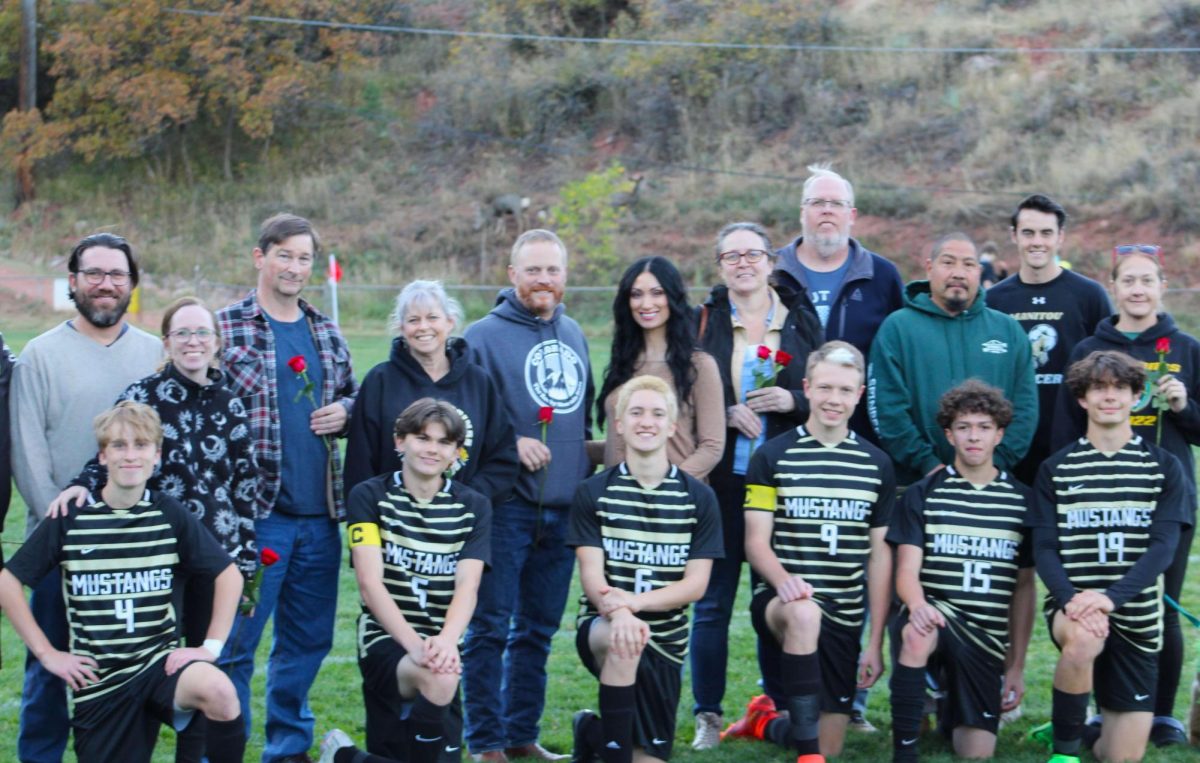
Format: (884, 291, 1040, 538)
(593, 256, 724, 479)
(1052, 244, 1200, 748)
(687, 222, 823, 749)
(46, 296, 258, 763)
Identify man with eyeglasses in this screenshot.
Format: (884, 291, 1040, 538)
(216, 213, 358, 763)
(985, 194, 1111, 488)
(10, 232, 163, 762)
(773, 164, 903, 447)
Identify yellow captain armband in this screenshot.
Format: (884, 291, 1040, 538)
(744, 484, 777, 511)
(348, 523, 382, 548)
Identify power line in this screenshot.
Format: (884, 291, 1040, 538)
(164, 7, 1200, 56)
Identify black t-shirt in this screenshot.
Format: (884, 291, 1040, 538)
(887, 467, 1031, 661)
(567, 463, 723, 664)
(986, 269, 1111, 479)
(743, 426, 894, 629)
(346, 472, 492, 654)
(6, 491, 232, 704)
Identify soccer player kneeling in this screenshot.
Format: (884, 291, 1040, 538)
(730, 341, 895, 762)
(1032, 351, 1189, 763)
(887, 380, 1036, 762)
(342, 398, 491, 763)
(0, 401, 246, 763)
(568, 376, 723, 763)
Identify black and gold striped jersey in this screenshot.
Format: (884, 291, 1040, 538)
(888, 467, 1032, 661)
(6, 492, 231, 704)
(347, 472, 492, 657)
(1031, 435, 1189, 652)
(567, 463, 723, 664)
(743, 426, 894, 629)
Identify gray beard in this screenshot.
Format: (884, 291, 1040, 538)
(72, 291, 130, 328)
(803, 227, 850, 260)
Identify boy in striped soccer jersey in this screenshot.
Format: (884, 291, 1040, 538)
(887, 380, 1036, 762)
(341, 398, 491, 763)
(568, 376, 723, 763)
(728, 340, 894, 763)
(0, 401, 246, 763)
(1031, 351, 1190, 763)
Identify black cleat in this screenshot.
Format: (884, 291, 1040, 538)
(572, 710, 599, 763)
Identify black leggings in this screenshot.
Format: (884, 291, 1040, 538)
(1156, 520, 1196, 718)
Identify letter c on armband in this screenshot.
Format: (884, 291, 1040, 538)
(348, 522, 382, 547)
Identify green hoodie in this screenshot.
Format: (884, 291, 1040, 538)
(867, 280, 1036, 484)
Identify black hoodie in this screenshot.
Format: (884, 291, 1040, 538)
(344, 336, 519, 507)
(1052, 312, 1200, 512)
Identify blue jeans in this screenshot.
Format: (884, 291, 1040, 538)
(220, 512, 341, 763)
(462, 500, 575, 753)
(18, 569, 70, 763)
(690, 470, 784, 716)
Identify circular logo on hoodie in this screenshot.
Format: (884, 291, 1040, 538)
(525, 340, 586, 414)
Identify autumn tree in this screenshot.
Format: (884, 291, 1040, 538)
(12, 0, 392, 182)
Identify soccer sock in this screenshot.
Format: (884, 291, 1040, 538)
(781, 652, 821, 755)
(204, 715, 246, 763)
(175, 714, 206, 763)
(598, 683, 636, 763)
(409, 694, 450, 763)
(890, 664, 925, 763)
(1051, 688, 1089, 756)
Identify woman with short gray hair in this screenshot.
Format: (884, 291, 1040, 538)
(345, 279, 518, 506)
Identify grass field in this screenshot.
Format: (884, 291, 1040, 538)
(0, 314, 1197, 761)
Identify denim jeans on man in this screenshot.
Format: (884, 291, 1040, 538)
(221, 511, 341, 762)
(18, 569, 69, 763)
(462, 500, 575, 753)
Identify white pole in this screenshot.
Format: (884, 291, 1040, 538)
(328, 252, 339, 325)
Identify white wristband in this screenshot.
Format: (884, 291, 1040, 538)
(202, 638, 224, 658)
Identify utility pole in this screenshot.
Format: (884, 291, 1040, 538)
(15, 0, 37, 204)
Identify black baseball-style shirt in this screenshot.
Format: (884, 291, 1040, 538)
(347, 472, 492, 656)
(568, 463, 723, 664)
(1030, 435, 1190, 651)
(6, 491, 232, 704)
(888, 467, 1032, 661)
(744, 426, 894, 629)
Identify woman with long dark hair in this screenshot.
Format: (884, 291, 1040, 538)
(687, 222, 823, 750)
(1052, 245, 1200, 747)
(594, 256, 724, 479)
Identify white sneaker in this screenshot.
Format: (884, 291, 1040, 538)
(692, 711, 723, 750)
(319, 728, 354, 763)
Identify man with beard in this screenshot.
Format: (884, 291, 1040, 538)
(10, 232, 163, 762)
(773, 164, 904, 446)
(461, 229, 593, 762)
(867, 233, 1036, 487)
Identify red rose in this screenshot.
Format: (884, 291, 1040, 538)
(537, 406, 554, 424)
(1156, 337, 1171, 354)
(287, 355, 307, 374)
(756, 345, 772, 360)
(261, 547, 281, 566)
(775, 350, 793, 367)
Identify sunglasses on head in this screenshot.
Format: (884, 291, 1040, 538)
(1111, 244, 1162, 267)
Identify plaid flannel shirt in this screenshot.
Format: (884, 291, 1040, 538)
(217, 290, 357, 520)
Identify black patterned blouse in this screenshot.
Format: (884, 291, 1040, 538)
(69, 363, 259, 576)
